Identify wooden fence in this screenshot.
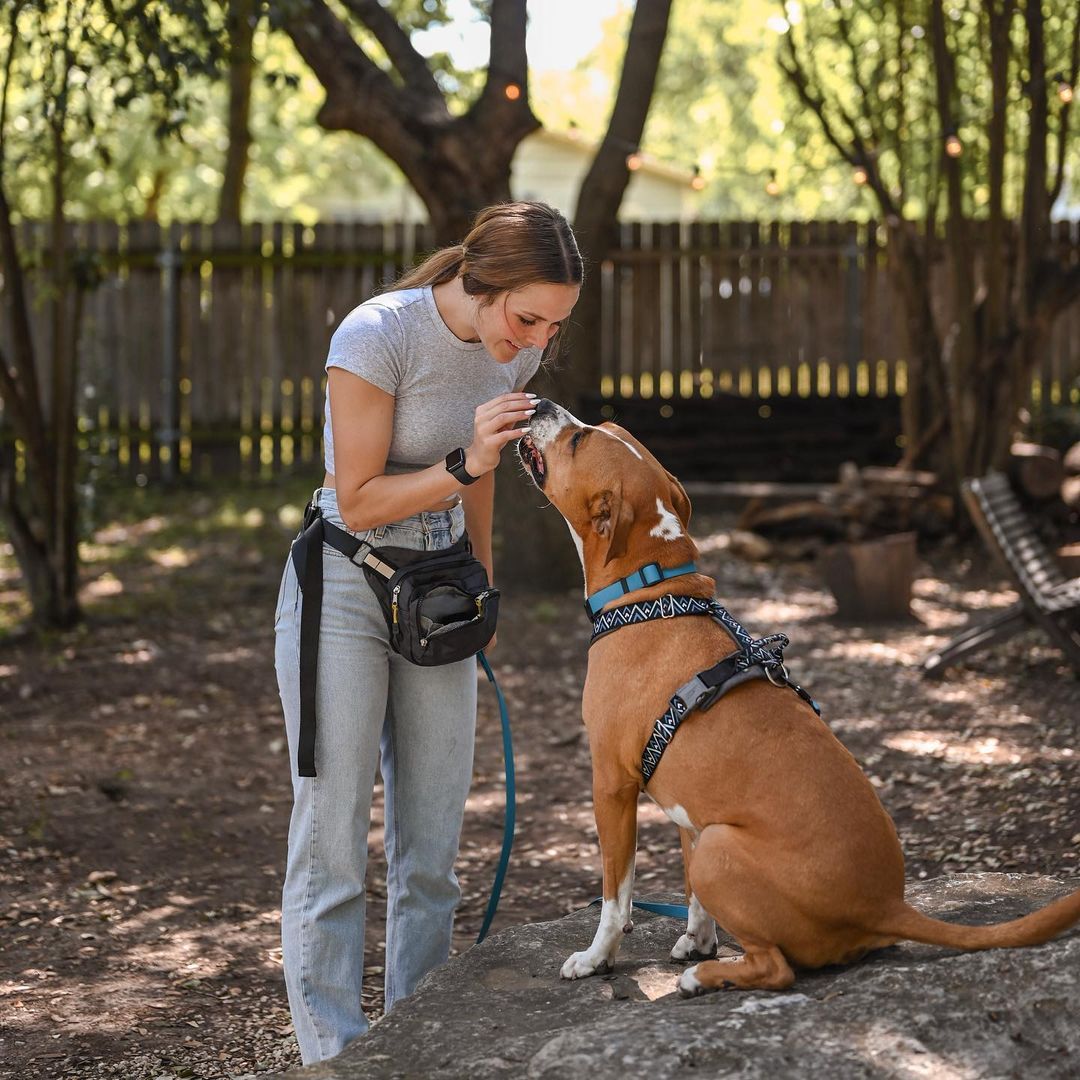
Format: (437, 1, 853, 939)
(3, 218, 1079, 482)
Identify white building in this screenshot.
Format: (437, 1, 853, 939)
(313, 128, 702, 223)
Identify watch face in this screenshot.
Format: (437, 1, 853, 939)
(447, 448, 465, 471)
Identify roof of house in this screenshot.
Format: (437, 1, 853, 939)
(527, 128, 698, 188)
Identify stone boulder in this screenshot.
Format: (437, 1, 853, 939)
(275, 874, 1080, 1079)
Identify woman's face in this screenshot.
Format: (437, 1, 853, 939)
(475, 282, 580, 363)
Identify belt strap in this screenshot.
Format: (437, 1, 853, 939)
(291, 503, 373, 778)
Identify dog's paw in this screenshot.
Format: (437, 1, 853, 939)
(670, 932, 718, 963)
(560, 950, 612, 980)
(677, 964, 714, 998)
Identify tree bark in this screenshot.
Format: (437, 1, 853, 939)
(781, 0, 1078, 495)
(561, 0, 675, 412)
(218, 0, 258, 224)
(282, 0, 539, 243)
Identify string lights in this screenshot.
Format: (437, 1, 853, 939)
(504, 81, 521, 100)
(1057, 73, 1075, 104)
(944, 132, 963, 157)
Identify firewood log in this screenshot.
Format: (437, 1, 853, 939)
(1008, 442, 1064, 502)
(1061, 475, 1080, 511)
(1063, 441, 1080, 477)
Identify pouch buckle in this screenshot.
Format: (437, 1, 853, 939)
(672, 674, 709, 714)
(358, 549, 395, 579)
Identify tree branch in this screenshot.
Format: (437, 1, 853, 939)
(1018, 0, 1049, 316)
(778, 10, 901, 220)
(1049, 6, 1079, 206)
(339, 0, 442, 101)
(0, 0, 25, 173)
(0, 175, 51, 488)
(982, 0, 1014, 341)
(930, 0, 965, 232)
(284, 0, 446, 137)
(835, 1, 885, 153)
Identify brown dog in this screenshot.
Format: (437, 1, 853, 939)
(517, 398, 1080, 995)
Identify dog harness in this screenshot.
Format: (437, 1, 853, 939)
(586, 564, 820, 787)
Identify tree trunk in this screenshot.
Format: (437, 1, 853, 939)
(218, 0, 257, 224)
(0, 154, 83, 628)
(888, 223, 950, 478)
(562, 0, 674, 413)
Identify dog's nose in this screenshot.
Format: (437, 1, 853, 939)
(532, 398, 557, 419)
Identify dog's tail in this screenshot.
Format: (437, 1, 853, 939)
(878, 887, 1080, 950)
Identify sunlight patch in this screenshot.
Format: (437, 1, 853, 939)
(84, 572, 123, 599)
(882, 729, 1070, 765)
(150, 546, 193, 569)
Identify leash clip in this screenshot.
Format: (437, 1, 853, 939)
(765, 661, 790, 687)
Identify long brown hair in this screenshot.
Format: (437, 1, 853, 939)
(392, 202, 583, 358)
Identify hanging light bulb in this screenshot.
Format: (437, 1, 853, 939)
(765, 169, 780, 196)
(504, 82, 521, 101)
(691, 164, 706, 191)
(1058, 78, 1074, 104)
(626, 151, 644, 171)
(853, 166, 868, 185)
(945, 132, 963, 157)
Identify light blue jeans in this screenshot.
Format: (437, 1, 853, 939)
(274, 487, 477, 1065)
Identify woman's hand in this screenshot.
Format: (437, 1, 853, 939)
(464, 392, 537, 478)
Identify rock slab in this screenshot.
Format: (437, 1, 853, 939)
(274, 874, 1080, 1079)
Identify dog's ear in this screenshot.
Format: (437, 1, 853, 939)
(664, 469, 692, 529)
(589, 485, 635, 565)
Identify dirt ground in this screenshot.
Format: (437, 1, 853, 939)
(1, 481, 1078, 1079)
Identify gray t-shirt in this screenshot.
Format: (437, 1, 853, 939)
(323, 286, 543, 476)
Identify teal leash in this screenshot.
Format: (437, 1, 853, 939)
(589, 897, 690, 919)
(476, 651, 515, 943)
(473, 652, 688, 940)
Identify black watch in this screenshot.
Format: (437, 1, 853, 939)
(445, 447, 479, 485)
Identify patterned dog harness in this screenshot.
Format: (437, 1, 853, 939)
(587, 567, 820, 787)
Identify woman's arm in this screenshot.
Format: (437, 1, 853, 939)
(461, 469, 495, 584)
(329, 369, 533, 533)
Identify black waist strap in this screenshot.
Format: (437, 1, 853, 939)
(291, 503, 371, 778)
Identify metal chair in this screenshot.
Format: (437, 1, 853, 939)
(922, 472, 1080, 677)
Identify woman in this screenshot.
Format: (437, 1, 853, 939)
(274, 201, 582, 1064)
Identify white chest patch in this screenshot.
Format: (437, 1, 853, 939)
(662, 803, 696, 832)
(565, 520, 586, 594)
(650, 498, 684, 541)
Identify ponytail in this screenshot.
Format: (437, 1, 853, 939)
(393, 245, 465, 291)
(388, 202, 581, 301)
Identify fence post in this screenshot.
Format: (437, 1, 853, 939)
(158, 238, 181, 483)
(844, 227, 863, 372)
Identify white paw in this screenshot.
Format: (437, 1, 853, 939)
(670, 931, 719, 962)
(677, 964, 708, 998)
(560, 949, 612, 980)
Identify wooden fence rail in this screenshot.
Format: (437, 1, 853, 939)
(2, 218, 1078, 482)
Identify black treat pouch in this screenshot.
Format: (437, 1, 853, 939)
(360, 538, 499, 665)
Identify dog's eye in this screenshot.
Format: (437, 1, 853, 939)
(570, 430, 586, 454)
